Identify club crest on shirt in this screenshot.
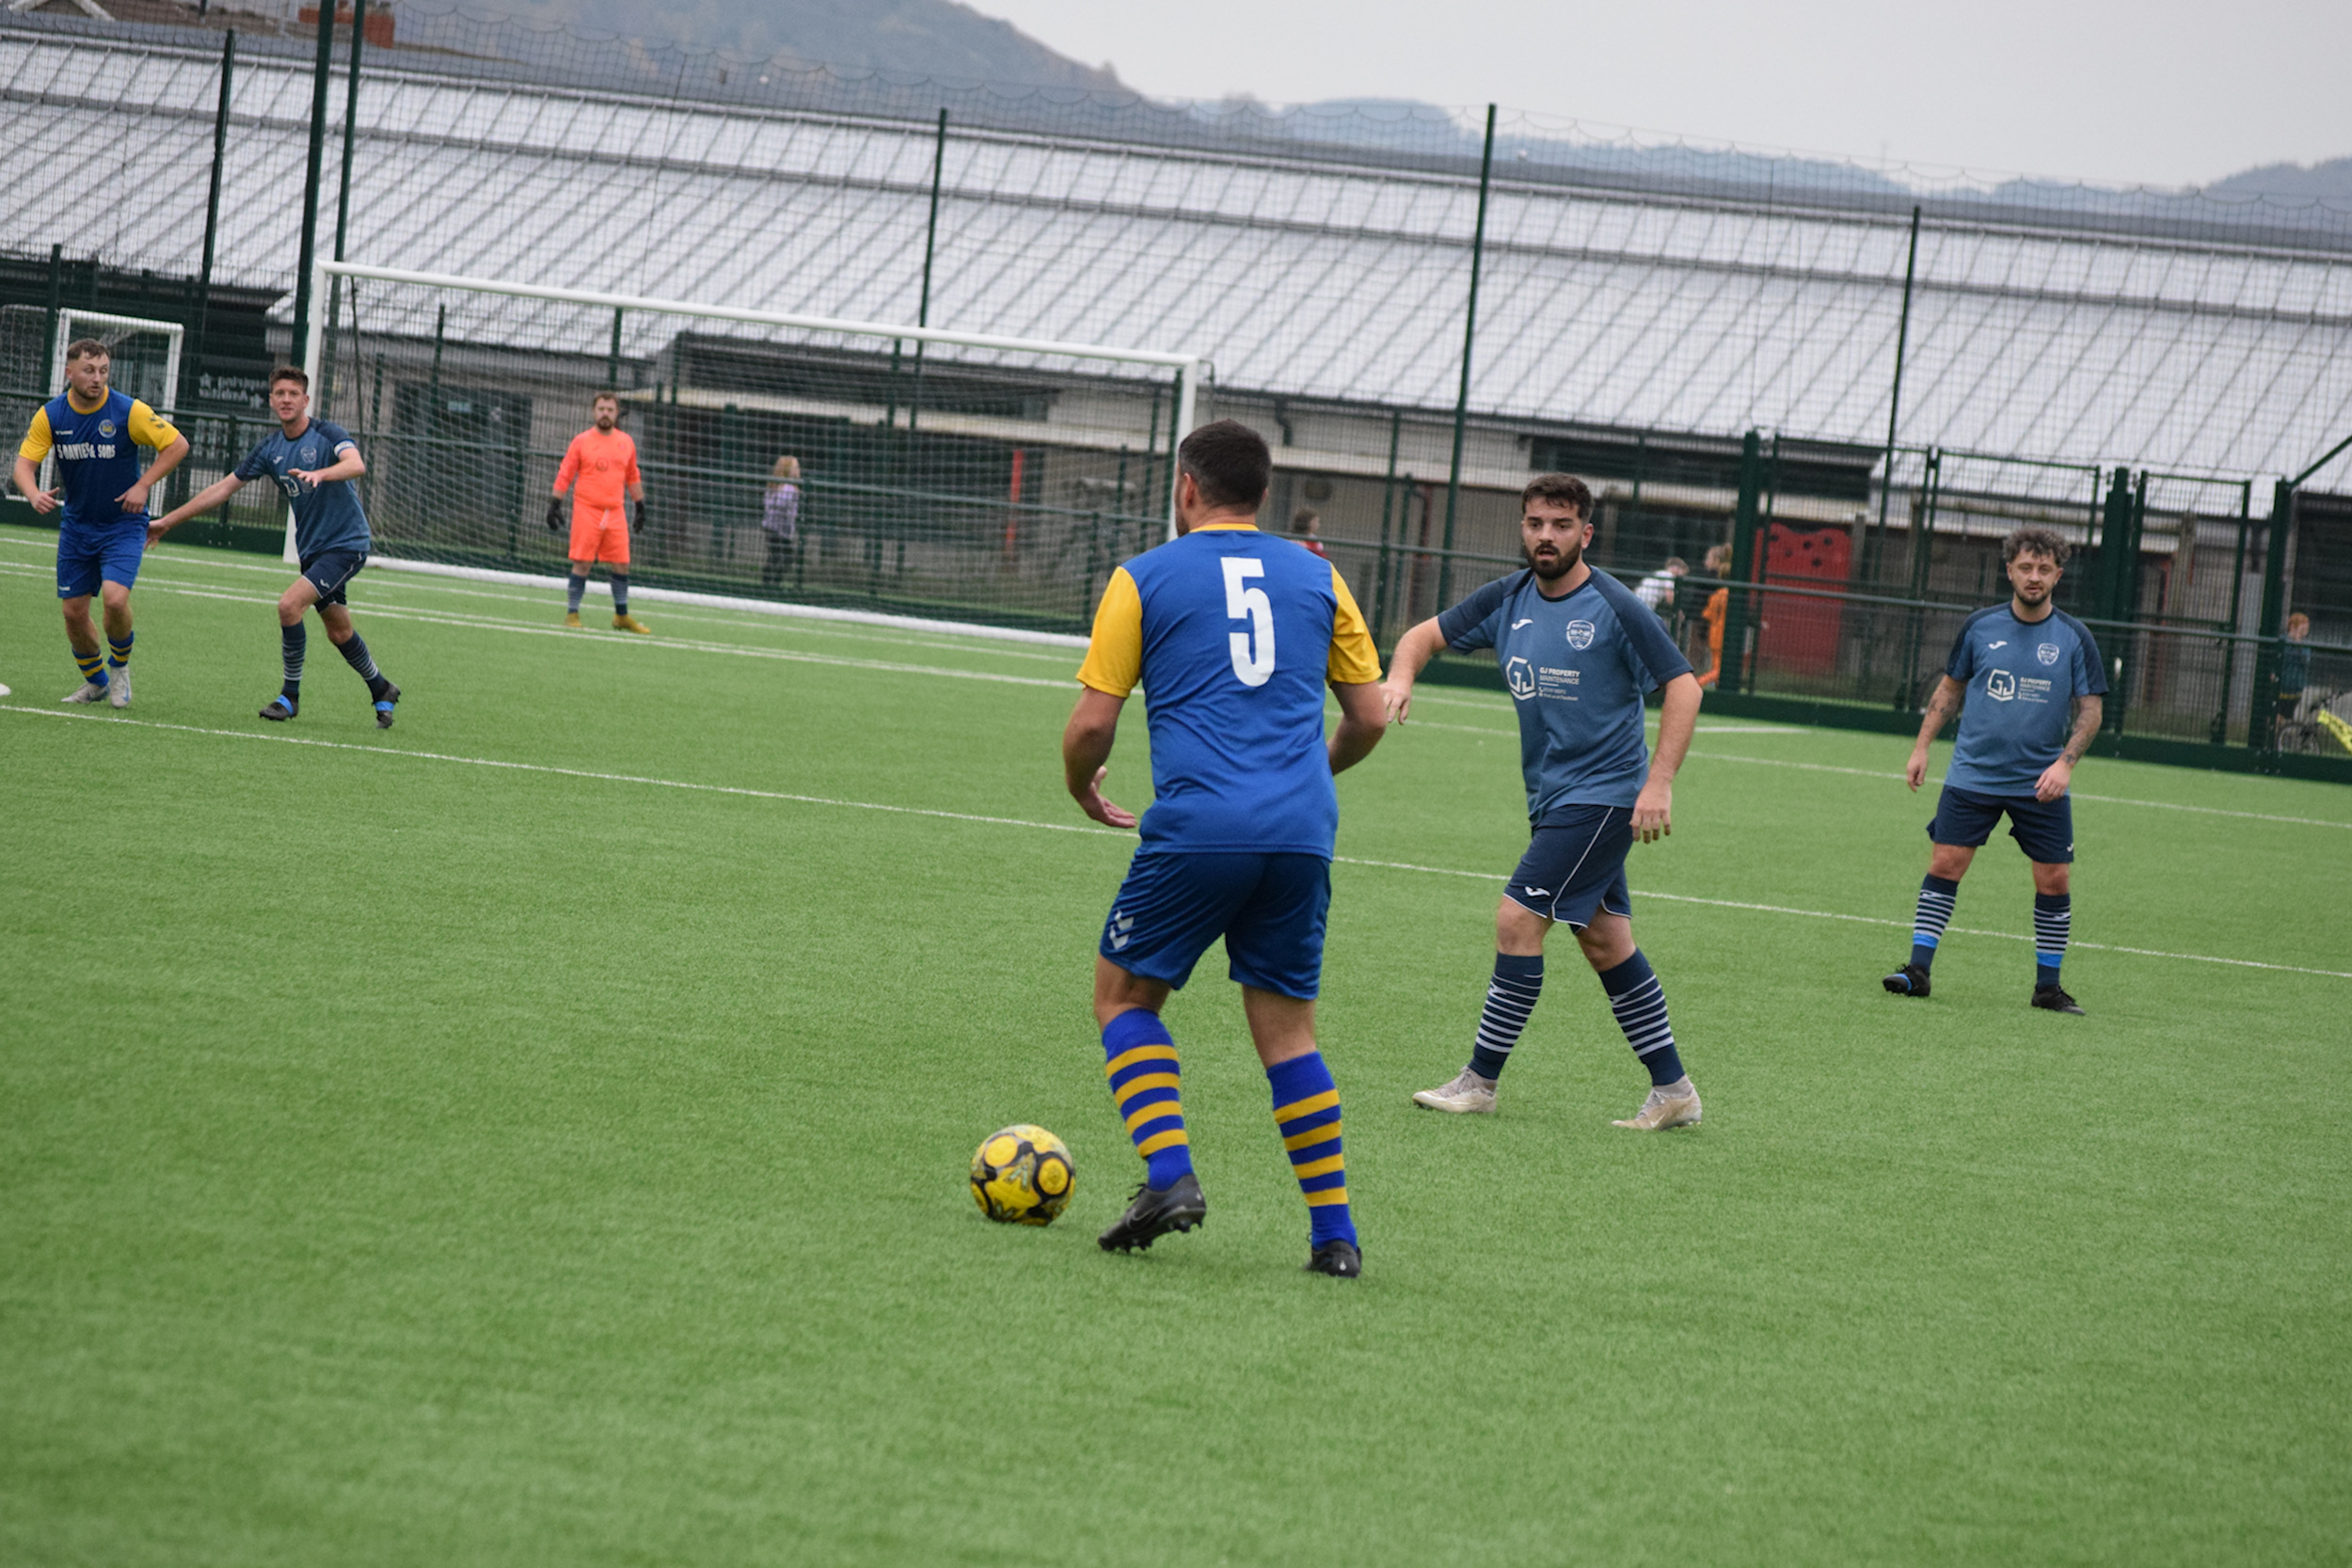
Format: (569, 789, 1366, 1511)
(98, 420, 117, 436)
(1565, 619, 1596, 651)
(1504, 656, 1536, 700)
(2037, 643, 2060, 665)
(1986, 670, 2017, 701)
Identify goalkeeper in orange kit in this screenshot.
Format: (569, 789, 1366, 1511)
(549, 391, 649, 633)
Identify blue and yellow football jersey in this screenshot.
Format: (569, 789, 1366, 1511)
(20, 389, 180, 529)
(1077, 522, 1382, 858)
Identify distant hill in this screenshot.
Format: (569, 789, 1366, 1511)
(452, 0, 1120, 89)
(2203, 158, 2352, 203)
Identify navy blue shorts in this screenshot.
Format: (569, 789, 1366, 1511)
(56, 521, 146, 598)
(1929, 784, 2074, 864)
(1506, 804, 1634, 930)
(299, 549, 367, 607)
(1101, 850, 1331, 1000)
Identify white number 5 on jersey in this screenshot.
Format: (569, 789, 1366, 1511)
(1222, 556, 1275, 687)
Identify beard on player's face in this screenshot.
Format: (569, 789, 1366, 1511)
(1526, 529, 1584, 580)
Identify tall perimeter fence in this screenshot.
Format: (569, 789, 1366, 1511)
(3, 1, 2350, 775)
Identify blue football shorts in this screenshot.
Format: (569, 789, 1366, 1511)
(1928, 784, 2074, 864)
(1505, 803, 1635, 930)
(299, 549, 368, 607)
(55, 518, 147, 599)
(1100, 849, 1331, 1001)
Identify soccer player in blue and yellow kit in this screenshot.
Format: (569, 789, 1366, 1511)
(1883, 527, 2105, 1013)
(1385, 474, 1708, 1130)
(151, 366, 402, 728)
(13, 338, 188, 708)
(1064, 420, 1387, 1277)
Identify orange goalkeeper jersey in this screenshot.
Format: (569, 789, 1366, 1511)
(555, 426, 640, 511)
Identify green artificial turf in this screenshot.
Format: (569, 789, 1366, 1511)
(3, 521, 2348, 1565)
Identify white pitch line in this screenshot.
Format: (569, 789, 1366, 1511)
(9, 702, 2346, 982)
(0, 562, 1074, 691)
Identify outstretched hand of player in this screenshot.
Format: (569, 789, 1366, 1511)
(1379, 678, 1413, 724)
(1073, 766, 1137, 831)
(1631, 778, 1673, 844)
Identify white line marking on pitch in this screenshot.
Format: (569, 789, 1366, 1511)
(9, 702, 2345, 982)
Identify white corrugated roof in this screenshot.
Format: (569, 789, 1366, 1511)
(5, 26, 2348, 487)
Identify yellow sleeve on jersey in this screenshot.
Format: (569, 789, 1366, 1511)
(1076, 567, 1144, 697)
(1327, 562, 1383, 685)
(128, 400, 181, 451)
(19, 404, 53, 462)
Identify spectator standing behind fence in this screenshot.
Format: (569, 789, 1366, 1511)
(2277, 613, 2312, 729)
(1696, 545, 1731, 689)
(1291, 505, 1329, 559)
(762, 455, 803, 590)
(1634, 556, 1687, 614)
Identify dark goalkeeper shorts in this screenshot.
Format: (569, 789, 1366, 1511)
(298, 549, 368, 607)
(1928, 784, 2074, 864)
(1100, 849, 1331, 1000)
(1505, 803, 1634, 930)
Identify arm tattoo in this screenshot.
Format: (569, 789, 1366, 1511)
(2059, 696, 2102, 766)
(1917, 678, 1961, 743)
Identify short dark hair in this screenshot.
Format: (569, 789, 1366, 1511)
(593, 390, 620, 406)
(1522, 472, 1594, 519)
(1178, 420, 1270, 511)
(64, 338, 110, 363)
(270, 365, 310, 390)
(1291, 506, 1319, 533)
(2002, 526, 2069, 566)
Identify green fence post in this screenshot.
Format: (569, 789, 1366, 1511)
(1373, 408, 1402, 642)
(2212, 481, 2250, 743)
(1437, 103, 1497, 613)
(1723, 430, 1763, 695)
(2249, 480, 2294, 760)
(2094, 467, 2135, 734)
(292, 3, 337, 372)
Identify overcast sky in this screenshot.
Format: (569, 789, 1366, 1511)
(973, 0, 2348, 189)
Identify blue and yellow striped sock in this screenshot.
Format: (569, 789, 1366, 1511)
(1267, 1051, 1353, 1247)
(106, 630, 133, 669)
(1103, 1009, 1190, 1189)
(73, 648, 106, 687)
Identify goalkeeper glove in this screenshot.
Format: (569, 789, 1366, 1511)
(544, 496, 564, 531)
(631, 499, 646, 534)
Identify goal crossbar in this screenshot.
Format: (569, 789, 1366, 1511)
(301, 261, 1206, 562)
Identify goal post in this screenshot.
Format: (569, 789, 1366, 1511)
(305, 261, 1207, 629)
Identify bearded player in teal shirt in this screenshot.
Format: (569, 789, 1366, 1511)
(1884, 527, 2105, 1013)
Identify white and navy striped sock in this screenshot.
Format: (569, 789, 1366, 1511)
(1912, 875, 1960, 970)
(1599, 950, 1684, 1086)
(280, 622, 306, 694)
(2033, 892, 2071, 985)
(1467, 953, 1543, 1080)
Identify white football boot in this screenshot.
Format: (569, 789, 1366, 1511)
(106, 664, 132, 707)
(1613, 1077, 1702, 1131)
(1412, 1067, 1499, 1115)
(61, 677, 109, 704)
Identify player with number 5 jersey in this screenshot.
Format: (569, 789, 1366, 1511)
(1063, 420, 1387, 1277)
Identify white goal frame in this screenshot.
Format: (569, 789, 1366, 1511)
(302, 260, 1208, 565)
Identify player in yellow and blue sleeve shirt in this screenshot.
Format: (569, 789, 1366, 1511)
(14, 338, 187, 707)
(1062, 419, 1387, 1277)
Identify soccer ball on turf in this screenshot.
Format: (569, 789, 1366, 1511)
(970, 1125, 1074, 1226)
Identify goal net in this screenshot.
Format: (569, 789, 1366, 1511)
(313, 263, 1206, 633)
